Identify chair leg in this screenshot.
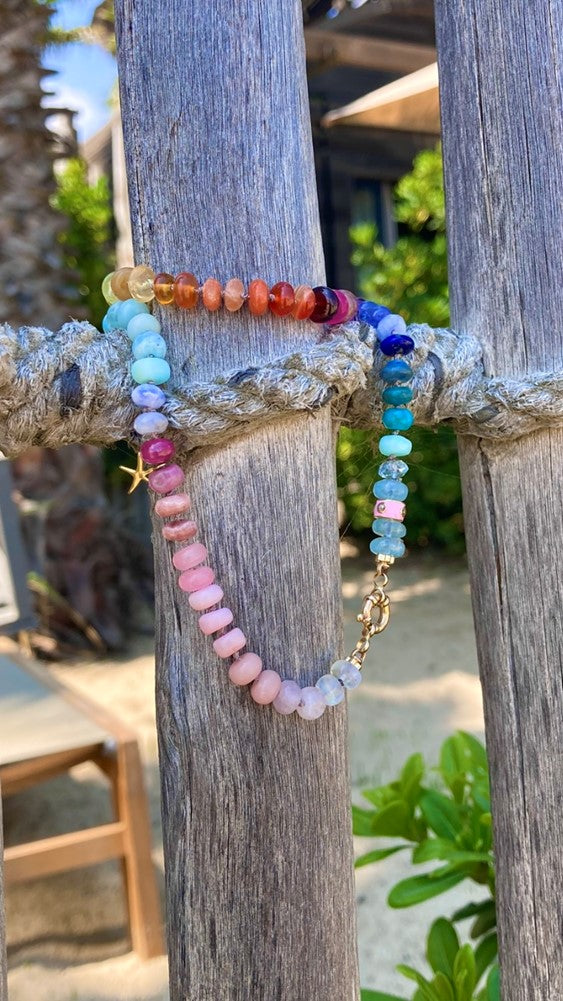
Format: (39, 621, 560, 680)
(113, 740, 165, 959)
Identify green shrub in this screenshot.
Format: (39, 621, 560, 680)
(355, 732, 498, 1001)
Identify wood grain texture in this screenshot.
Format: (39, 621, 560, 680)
(435, 2, 563, 997)
(114, 2, 359, 998)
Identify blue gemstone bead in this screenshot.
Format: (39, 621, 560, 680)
(373, 479, 409, 501)
(131, 383, 166, 409)
(382, 385, 413, 405)
(132, 332, 167, 360)
(380, 333, 415, 357)
(372, 518, 407, 539)
(381, 359, 413, 383)
(131, 357, 171, 385)
(379, 434, 412, 457)
(376, 313, 407, 339)
(378, 459, 409, 479)
(330, 660, 362, 689)
(316, 674, 345, 706)
(116, 299, 150, 329)
(103, 302, 122, 332)
(127, 313, 162, 341)
(382, 408, 414, 431)
(370, 537, 406, 558)
(358, 300, 390, 328)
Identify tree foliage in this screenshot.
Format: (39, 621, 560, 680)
(337, 146, 464, 553)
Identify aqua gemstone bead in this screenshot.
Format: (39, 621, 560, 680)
(381, 359, 413, 383)
(376, 313, 407, 340)
(132, 332, 167, 360)
(382, 385, 413, 405)
(372, 518, 407, 539)
(382, 408, 414, 431)
(358, 300, 390, 328)
(378, 459, 409, 479)
(116, 298, 150, 329)
(315, 674, 345, 706)
(370, 537, 406, 558)
(131, 357, 171, 385)
(103, 302, 122, 331)
(379, 434, 412, 457)
(373, 479, 409, 501)
(330, 660, 362, 689)
(127, 313, 162, 340)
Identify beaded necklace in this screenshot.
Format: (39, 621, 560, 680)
(102, 265, 416, 720)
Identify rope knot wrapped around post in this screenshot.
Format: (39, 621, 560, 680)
(1, 318, 562, 457)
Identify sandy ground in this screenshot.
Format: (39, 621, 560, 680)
(4, 553, 483, 1000)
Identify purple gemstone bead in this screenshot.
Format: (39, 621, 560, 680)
(325, 289, 358, 326)
(380, 333, 415, 357)
(131, 383, 166, 410)
(273, 680, 302, 716)
(296, 687, 326, 720)
(310, 286, 339, 323)
(133, 411, 169, 436)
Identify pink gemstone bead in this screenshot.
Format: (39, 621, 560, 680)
(188, 584, 224, 611)
(172, 542, 208, 571)
(325, 289, 357, 326)
(154, 493, 190, 517)
(198, 607, 234, 636)
(373, 499, 406, 522)
(178, 565, 215, 592)
(140, 438, 175, 465)
(213, 627, 247, 659)
(228, 652, 263, 686)
(161, 519, 198, 542)
(148, 463, 184, 494)
(273, 680, 302, 715)
(296, 687, 326, 720)
(250, 670, 282, 705)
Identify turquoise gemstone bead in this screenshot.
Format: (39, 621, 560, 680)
(370, 537, 406, 558)
(381, 359, 413, 383)
(116, 298, 150, 329)
(382, 408, 414, 431)
(131, 357, 171, 385)
(103, 302, 121, 332)
(132, 332, 167, 360)
(372, 518, 407, 539)
(373, 479, 408, 501)
(127, 313, 162, 341)
(382, 385, 413, 405)
(379, 434, 412, 457)
(378, 459, 409, 479)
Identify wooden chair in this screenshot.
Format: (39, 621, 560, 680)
(0, 645, 164, 959)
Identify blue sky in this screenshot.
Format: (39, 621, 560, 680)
(43, 0, 116, 141)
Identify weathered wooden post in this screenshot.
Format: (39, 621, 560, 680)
(0, 793, 6, 1001)
(115, 1, 359, 997)
(435, 1, 563, 997)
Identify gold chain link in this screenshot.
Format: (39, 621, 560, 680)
(346, 558, 394, 670)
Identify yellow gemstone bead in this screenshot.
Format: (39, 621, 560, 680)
(154, 273, 175, 305)
(111, 267, 134, 301)
(102, 272, 118, 304)
(128, 264, 156, 303)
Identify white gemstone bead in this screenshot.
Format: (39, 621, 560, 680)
(315, 673, 344, 706)
(330, 659, 362, 690)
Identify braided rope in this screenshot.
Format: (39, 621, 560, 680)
(1, 318, 562, 458)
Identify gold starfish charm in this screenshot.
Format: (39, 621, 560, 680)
(119, 452, 153, 494)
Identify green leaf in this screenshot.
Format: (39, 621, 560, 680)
(413, 839, 491, 865)
(360, 991, 408, 1001)
(486, 965, 500, 1001)
(355, 845, 409, 869)
(388, 868, 465, 908)
(426, 918, 460, 978)
(470, 903, 497, 939)
(431, 973, 455, 1001)
(457, 732, 488, 773)
(371, 801, 413, 839)
(400, 752, 425, 808)
(453, 945, 476, 1001)
(451, 900, 493, 922)
(353, 805, 379, 836)
(397, 966, 437, 1001)
(420, 791, 463, 840)
(474, 933, 498, 984)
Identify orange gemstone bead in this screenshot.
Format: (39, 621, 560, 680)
(154, 272, 175, 305)
(248, 279, 269, 316)
(223, 278, 245, 312)
(292, 285, 316, 320)
(269, 282, 295, 317)
(174, 272, 199, 309)
(110, 266, 134, 301)
(202, 278, 222, 311)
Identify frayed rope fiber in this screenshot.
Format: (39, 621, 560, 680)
(1, 318, 563, 458)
